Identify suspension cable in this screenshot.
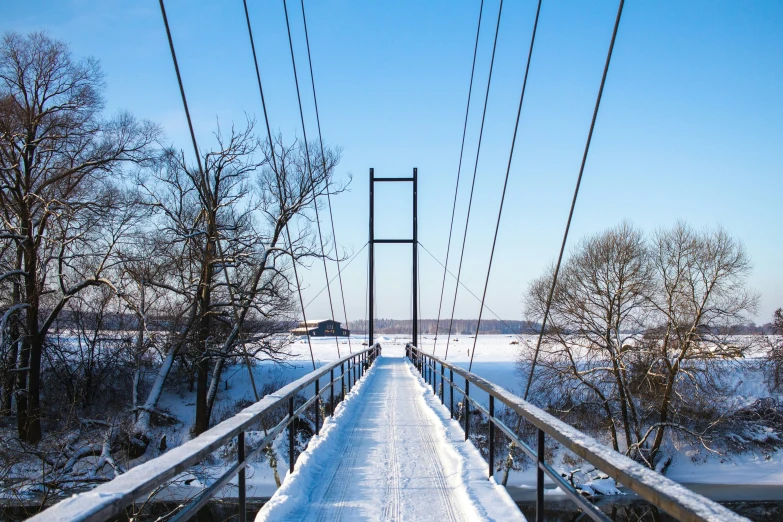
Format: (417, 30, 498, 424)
(444, 0, 504, 360)
(158, 0, 204, 176)
(299, 0, 353, 353)
(243, 0, 316, 370)
(158, 0, 260, 400)
(468, 0, 542, 372)
(523, 0, 626, 399)
(419, 241, 520, 337)
(433, 0, 485, 356)
(282, 0, 341, 358)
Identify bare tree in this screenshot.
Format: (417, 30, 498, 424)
(764, 308, 783, 390)
(130, 125, 343, 445)
(524, 223, 652, 454)
(641, 222, 758, 466)
(0, 32, 159, 443)
(523, 222, 758, 469)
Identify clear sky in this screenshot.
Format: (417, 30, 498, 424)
(3, 1, 782, 325)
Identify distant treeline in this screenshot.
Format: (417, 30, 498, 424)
(348, 319, 540, 335)
(41, 310, 775, 337)
(346, 319, 776, 336)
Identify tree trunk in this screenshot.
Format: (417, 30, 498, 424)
(1, 252, 21, 415)
(1, 340, 17, 415)
(18, 240, 42, 443)
(194, 355, 210, 435)
(205, 357, 226, 425)
(193, 235, 215, 436)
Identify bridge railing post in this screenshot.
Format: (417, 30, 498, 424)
(440, 363, 445, 404)
(330, 368, 335, 417)
(289, 397, 295, 474)
(489, 396, 495, 480)
(238, 430, 246, 522)
(431, 359, 436, 395)
(341, 362, 346, 402)
(536, 428, 545, 522)
(464, 380, 470, 441)
(450, 369, 454, 419)
(315, 379, 320, 436)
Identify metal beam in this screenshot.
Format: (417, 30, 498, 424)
(369, 168, 374, 344)
(412, 167, 418, 347)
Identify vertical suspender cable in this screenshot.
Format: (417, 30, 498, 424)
(282, 0, 341, 359)
(418, 254, 422, 348)
(433, 0, 485, 356)
(523, 0, 626, 399)
(444, 0, 504, 361)
(243, 0, 316, 370)
(303, 242, 367, 310)
(300, 0, 353, 353)
(158, 0, 260, 400)
(469, 0, 542, 372)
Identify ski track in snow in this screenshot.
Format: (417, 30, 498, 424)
(255, 351, 524, 521)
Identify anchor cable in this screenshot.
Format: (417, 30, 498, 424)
(444, 0, 505, 360)
(469, 0, 542, 372)
(433, 0, 485, 356)
(243, 0, 316, 370)
(523, 0, 626, 399)
(282, 0, 341, 358)
(159, 0, 260, 401)
(300, 0, 354, 353)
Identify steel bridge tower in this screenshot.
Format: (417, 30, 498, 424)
(368, 168, 418, 347)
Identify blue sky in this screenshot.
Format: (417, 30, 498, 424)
(3, 1, 781, 324)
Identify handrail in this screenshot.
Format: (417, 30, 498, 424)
(405, 344, 747, 522)
(30, 344, 382, 522)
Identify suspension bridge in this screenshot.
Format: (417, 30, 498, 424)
(23, 0, 756, 520)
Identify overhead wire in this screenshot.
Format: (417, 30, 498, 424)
(364, 245, 369, 345)
(303, 242, 368, 310)
(282, 0, 341, 358)
(523, 0, 626, 400)
(433, 0, 485, 356)
(242, 0, 316, 370)
(468, 0, 542, 372)
(418, 252, 422, 348)
(158, 0, 260, 401)
(299, 0, 354, 354)
(444, 0, 505, 360)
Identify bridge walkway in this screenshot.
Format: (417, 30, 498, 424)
(256, 350, 523, 521)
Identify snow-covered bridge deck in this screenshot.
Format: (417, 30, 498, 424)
(29, 342, 747, 522)
(256, 354, 523, 521)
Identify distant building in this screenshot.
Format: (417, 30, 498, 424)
(291, 319, 350, 337)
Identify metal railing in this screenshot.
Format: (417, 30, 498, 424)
(30, 344, 382, 522)
(406, 344, 747, 522)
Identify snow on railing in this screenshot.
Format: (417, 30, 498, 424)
(29, 344, 382, 522)
(406, 344, 749, 522)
